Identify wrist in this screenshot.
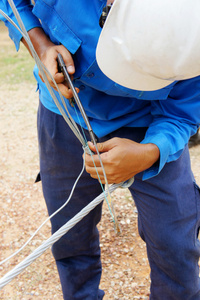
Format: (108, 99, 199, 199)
(22, 27, 54, 59)
(143, 143, 160, 169)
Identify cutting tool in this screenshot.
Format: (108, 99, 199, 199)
(57, 53, 97, 146)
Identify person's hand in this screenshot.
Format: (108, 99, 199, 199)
(39, 43, 79, 99)
(22, 27, 78, 99)
(84, 137, 160, 184)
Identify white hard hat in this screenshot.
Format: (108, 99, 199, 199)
(96, 0, 200, 91)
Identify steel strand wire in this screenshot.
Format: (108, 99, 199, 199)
(0, 154, 86, 266)
(0, 5, 118, 258)
(0, 183, 120, 289)
(0, 1, 131, 287)
(4, 2, 122, 232)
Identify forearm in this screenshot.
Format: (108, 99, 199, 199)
(22, 27, 54, 59)
(141, 78, 200, 179)
(141, 118, 197, 179)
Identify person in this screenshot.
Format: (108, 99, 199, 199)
(1, 0, 200, 299)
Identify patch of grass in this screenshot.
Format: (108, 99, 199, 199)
(0, 23, 36, 85)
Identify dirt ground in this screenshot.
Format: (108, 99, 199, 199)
(1, 25, 200, 300)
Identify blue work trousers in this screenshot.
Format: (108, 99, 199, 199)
(38, 102, 200, 300)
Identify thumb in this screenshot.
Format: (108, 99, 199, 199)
(59, 47, 75, 75)
(64, 53, 75, 75)
(87, 140, 114, 153)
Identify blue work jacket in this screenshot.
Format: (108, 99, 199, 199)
(1, 0, 200, 179)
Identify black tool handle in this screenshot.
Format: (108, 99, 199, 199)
(57, 54, 73, 88)
(57, 53, 75, 106)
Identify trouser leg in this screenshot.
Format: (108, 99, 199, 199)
(37, 104, 200, 299)
(129, 147, 200, 299)
(107, 126, 200, 299)
(37, 102, 104, 300)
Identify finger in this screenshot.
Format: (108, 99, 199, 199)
(87, 141, 109, 154)
(88, 139, 117, 154)
(85, 165, 104, 177)
(39, 67, 64, 88)
(45, 54, 62, 84)
(56, 83, 74, 99)
(42, 51, 74, 88)
(62, 82, 80, 94)
(87, 141, 106, 153)
(59, 49, 75, 75)
(89, 173, 118, 185)
(85, 153, 103, 167)
(90, 174, 106, 184)
(87, 169, 106, 183)
(87, 141, 96, 153)
(54, 72, 65, 84)
(85, 165, 117, 184)
(85, 163, 120, 184)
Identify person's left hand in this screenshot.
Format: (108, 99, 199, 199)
(84, 137, 160, 184)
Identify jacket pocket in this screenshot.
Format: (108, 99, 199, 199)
(33, 0, 82, 54)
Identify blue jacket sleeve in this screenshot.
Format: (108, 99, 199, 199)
(141, 76, 200, 180)
(0, 0, 41, 50)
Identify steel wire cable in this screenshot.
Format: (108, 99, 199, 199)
(0, 181, 120, 289)
(0, 0, 133, 289)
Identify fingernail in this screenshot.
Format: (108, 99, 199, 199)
(67, 66, 75, 73)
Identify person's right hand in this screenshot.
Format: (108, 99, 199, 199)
(23, 27, 78, 99)
(39, 43, 78, 99)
